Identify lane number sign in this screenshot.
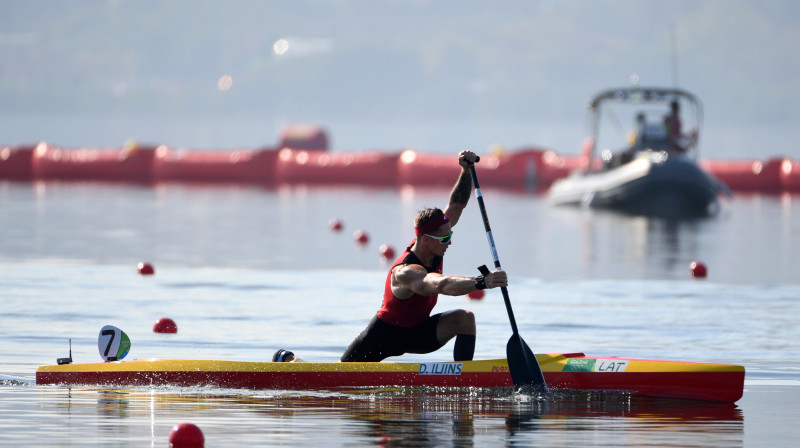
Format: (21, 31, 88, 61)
(98, 325, 131, 362)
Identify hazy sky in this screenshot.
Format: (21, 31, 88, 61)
(1, 0, 798, 159)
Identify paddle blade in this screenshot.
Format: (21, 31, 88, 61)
(507, 333, 548, 394)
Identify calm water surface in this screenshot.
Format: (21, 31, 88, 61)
(1, 181, 799, 447)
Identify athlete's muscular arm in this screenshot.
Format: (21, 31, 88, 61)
(392, 264, 507, 298)
(443, 151, 478, 227)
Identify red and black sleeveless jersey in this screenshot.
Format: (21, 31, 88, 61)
(377, 240, 443, 327)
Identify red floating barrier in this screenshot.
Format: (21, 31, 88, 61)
(3, 130, 795, 193)
(780, 159, 800, 192)
(396, 150, 459, 186)
(152, 146, 277, 184)
(396, 148, 547, 189)
(700, 158, 783, 192)
(279, 124, 329, 151)
(536, 149, 585, 189)
(475, 149, 545, 189)
(0, 144, 36, 180)
(31, 142, 156, 182)
(275, 148, 400, 185)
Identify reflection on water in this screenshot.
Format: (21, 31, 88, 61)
(6, 385, 742, 447)
(579, 211, 704, 277)
(544, 192, 799, 283)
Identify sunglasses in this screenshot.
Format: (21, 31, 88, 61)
(426, 231, 453, 245)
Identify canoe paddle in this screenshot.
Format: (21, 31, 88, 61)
(469, 162, 548, 394)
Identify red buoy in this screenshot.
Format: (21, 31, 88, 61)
(153, 317, 178, 334)
(690, 261, 707, 279)
(467, 290, 485, 300)
(169, 422, 204, 448)
(137, 262, 155, 275)
(329, 218, 343, 231)
(379, 244, 395, 260)
(354, 230, 369, 245)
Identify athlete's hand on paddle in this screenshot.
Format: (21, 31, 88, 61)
(458, 150, 480, 167)
(481, 269, 508, 289)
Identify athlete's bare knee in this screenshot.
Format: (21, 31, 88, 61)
(437, 310, 475, 342)
(456, 309, 475, 333)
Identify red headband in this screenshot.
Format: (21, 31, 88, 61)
(414, 213, 449, 236)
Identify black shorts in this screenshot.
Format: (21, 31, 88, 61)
(340, 314, 445, 362)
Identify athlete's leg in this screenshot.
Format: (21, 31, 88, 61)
(340, 316, 406, 362)
(435, 309, 475, 342)
(436, 309, 476, 361)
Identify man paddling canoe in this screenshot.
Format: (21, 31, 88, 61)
(339, 150, 507, 362)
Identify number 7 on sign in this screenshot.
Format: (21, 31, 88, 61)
(97, 325, 131, 362)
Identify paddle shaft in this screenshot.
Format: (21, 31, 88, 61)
(468, 165, 519, 335)
(469, 163, 547, 391)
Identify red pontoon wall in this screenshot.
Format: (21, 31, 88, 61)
(152, 146, 277, 184)
(396, 149, 544, 189)
(274, 148, 400, 185)
(700, 158, 783, 192)
(781, 159, 800, 191)
(32, 143, 156, 182)
(537, 150, 585, 188)
(2, 139, 796, 193)
(0, 144, 36, 180)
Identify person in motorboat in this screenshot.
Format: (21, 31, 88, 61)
(337, 151, 507, 363)
(664, 100, 698, 153)
(603, 113, 647, 170)
(604, 101, 698, 170)
(630, 112, 647, 152)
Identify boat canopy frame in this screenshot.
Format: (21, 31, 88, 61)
(585, 87, 704, 172)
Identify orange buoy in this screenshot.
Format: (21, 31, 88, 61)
(354, 230, 369, 245)
(137, 262, 155, 275)
(690, 261, 707, 279)
(379, 244, 395, 260)
(153, 317, 178, 334)
(169, 422, 204, 448)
